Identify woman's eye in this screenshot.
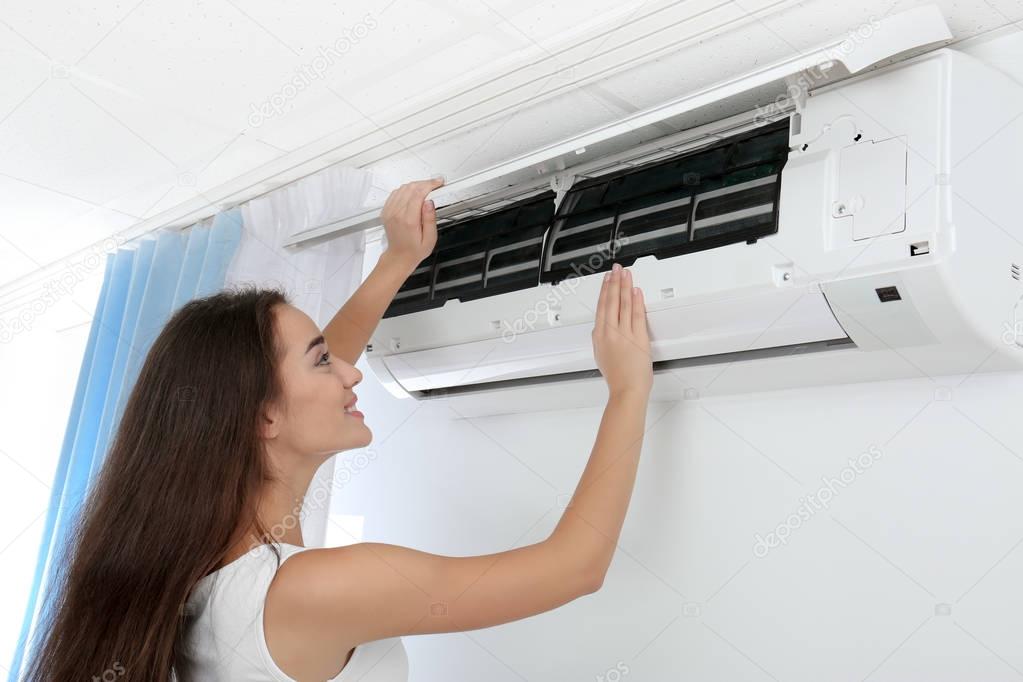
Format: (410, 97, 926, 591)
(317, 351, 331, 366)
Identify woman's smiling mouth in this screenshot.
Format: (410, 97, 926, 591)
(343, 395, 364, 419)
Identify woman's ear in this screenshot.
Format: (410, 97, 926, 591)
(259, 401, 282, 441)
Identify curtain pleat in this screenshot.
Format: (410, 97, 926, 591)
(7, 212, 241, 682)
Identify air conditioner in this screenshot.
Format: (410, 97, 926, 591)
(360, 18, 1023, 411)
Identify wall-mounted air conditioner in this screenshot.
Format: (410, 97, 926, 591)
(354, 11, 1023, 409)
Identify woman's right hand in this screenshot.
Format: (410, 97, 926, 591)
(592, 263, 653, 398)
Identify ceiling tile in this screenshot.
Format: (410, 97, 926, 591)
(74, 0, 312, 135)
(0, 24, 50, 123)
(0, 234, 41, 287)
(0, 175, 136, 265)
(0, 0, 142, 65)
(0, 79, 176, 205)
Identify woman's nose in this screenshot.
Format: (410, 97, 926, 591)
(339, 361, 362, 387)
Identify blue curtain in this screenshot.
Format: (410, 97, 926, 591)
(7, 211, 243, 681)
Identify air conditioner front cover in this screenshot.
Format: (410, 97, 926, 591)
(377, 282, 847, 393)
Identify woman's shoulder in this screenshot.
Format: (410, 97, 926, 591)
(265, 542, 343, 590)
(262, 543, 338, 630)
(263, 543, 410, 680)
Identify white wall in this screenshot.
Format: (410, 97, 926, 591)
(326, 31, 1023, 681)
(0, 262, 104, 673)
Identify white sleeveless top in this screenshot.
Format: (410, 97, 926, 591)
(179, 542, 409, 681)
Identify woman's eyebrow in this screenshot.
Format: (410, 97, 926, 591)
(305, 334, 325, 355)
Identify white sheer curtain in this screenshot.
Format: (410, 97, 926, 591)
(226, 165, 378, 547)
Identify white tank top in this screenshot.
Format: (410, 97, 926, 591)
(179, 542, 409, 681)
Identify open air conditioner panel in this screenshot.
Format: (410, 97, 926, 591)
(383, 118, 791, 319)
(384, 190, 557, 318)
(542, 118, 789, 283)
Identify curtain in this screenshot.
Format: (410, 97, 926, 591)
(8, 165, 373, 680)
(6, 210, 244, 681)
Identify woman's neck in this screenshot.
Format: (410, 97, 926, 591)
(224, 462, 320, 563)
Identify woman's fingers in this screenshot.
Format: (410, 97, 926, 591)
(594, 268, 608, 329)
(420, 198, 438, 252)
(381, 184, 401, 216)
(604, 265, 621, 329)
(419, 177, 445, 192)
(620, 267, 633, 334)
(400, 177, 445, 218)
(633, 285, 648, 342)
(392, 183, 414, 221)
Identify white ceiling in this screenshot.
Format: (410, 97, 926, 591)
(1, 0, 1021, 304)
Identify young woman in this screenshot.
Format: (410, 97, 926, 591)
(26, 178, 653, 681)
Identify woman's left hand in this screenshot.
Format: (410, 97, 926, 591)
(380, 177, 445, 272)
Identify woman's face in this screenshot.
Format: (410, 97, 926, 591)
(263, 303, 371, 457)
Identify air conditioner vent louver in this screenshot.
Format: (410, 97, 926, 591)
(383, 191, 556, 318)
(541, 119, 790, 283)
(1012, 263, 1020, 281)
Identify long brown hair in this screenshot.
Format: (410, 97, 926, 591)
(24, 286, 293, 681)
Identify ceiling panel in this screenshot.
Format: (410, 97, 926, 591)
(0, 24, 50, 122)
(0, 1, 141, 65)
(74, 0, 303, 135)
(0, 79, 176, 205)
(0, 175, 137, 264)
